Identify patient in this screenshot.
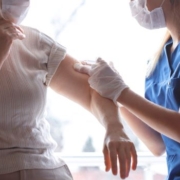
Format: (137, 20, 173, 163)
(0, 0, 137, 180)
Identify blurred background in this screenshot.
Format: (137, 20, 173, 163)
(22, 0, 167, 179)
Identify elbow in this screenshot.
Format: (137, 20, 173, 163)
(175, 131, 180, 144)
(152, 150, 165, 157)
(148, 141, 166, 157)
(151, 146, 166, 157)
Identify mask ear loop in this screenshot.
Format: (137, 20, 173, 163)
(160, 0, 166, 7)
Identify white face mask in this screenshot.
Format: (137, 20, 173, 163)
(129, 0, 166, 29)
(0, 0, 30, 24)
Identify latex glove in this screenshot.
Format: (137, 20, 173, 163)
(0, 19, 25, 67)
(103, 125, 137, 179)
(74, 58, 129, 104)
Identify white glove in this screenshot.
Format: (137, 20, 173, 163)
(74, 58, 129, 104)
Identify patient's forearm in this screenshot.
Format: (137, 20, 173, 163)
(90, 89, 123, 130)
(50, 54, 124, 130)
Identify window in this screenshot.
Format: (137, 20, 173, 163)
(60, 152, 167, 180)
(22, 0, 167, 179)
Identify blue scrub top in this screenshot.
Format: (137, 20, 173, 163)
(145, 39, 180, 180)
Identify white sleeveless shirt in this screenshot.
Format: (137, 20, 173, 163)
(0, 26, 66, 174)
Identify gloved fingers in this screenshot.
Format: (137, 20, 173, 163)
(106, 61, 120, 75)
(81, 60, 103, 71)
(81, 60, 96, 65)
(97, 58, 111, 68)
(74, 59, 106, 76)
(73, 62, 92, 75)
(97, 57, 106, 64)
(75, 57, 128, 103)
(109, 61, 117, 72)
(83, 58, 112, 77)
(96, 58, 119, 75)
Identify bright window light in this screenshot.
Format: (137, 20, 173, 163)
(22, 0, 167, 179)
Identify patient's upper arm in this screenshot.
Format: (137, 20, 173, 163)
(49, 54, 92, 110)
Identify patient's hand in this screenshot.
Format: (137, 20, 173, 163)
(0, 19, 25, 68)
(103, 124, 137, 179)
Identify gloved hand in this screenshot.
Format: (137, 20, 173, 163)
(74, 58, 129, 104)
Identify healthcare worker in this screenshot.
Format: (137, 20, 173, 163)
(0, 0, 137, 179)
(74, 0, 180, 179)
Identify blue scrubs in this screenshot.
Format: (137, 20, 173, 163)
(145, 39, 180, 180)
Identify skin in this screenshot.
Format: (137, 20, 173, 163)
(49, 55, 137, 179)
(146, 0, 180, 50)
(0, 19, 25, 68)
(0, 0, 25, 69)
(146, 0, 165, 11)
(119, 0, 180, 156)
(72, 0, 180, 159)
(0, 2, 137, 179)
(113, 1, 171, 153)
(75, 0, 180, 158)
